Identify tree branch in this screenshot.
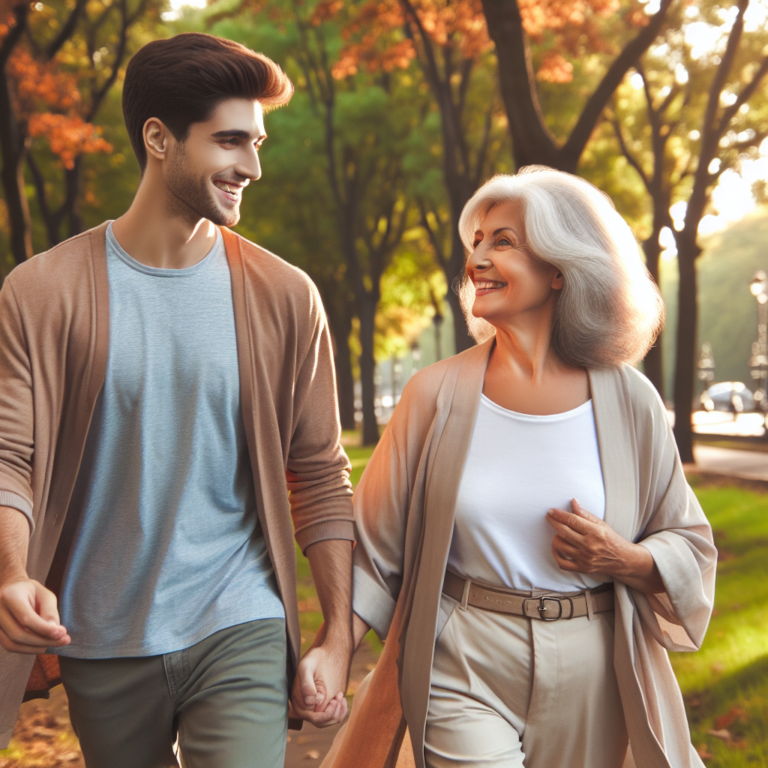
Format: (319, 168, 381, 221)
(42, 0, 89, 60)
(717, 55, 768, 136)
(611, 117, 650, 192)
(0, 4, 29, 71)
(560, 0, 674, 167)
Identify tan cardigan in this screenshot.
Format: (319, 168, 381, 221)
(352, 340, 716, 768)
(0, 222, 354, 748)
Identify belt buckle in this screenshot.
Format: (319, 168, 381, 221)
(538, 596, 563, 621)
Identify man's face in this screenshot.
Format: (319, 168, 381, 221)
(164, 98, 266, 227)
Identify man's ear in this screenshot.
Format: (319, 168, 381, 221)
(143, 118, 170, 162)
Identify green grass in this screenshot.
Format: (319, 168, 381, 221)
(670, 480, 768, 765)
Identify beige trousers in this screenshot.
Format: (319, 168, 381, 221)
(425, 595, 628, 768)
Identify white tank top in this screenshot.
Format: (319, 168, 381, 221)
(447, 394, 606, 592)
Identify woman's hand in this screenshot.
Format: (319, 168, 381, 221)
(546, 499, 665, 594)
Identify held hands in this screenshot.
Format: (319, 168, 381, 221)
(290, 625, 352, 728)
(0, 577, 70, 654)
(546, 499, 664, 594)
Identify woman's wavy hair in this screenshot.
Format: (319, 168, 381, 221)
(456, 166, 665, 368)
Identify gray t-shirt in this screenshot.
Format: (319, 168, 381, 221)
(56, 224, 284, 658)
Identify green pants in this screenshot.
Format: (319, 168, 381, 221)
(59, 619, 288, 768)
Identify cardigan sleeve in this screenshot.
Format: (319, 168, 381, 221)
(352, 374, 430, 640)
(628, 369, 717, 652)
(285, 281, 354, 553)
(0, 278, 35, 531)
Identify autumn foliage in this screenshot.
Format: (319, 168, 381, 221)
(1, 2, 111, 171)
(314, 0, 648, 84)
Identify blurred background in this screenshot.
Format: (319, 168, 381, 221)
(1, 1, 768, 766)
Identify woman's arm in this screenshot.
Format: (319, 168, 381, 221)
(546, 499, 665, 594)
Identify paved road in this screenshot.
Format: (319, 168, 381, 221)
(692, 444, 768, 482)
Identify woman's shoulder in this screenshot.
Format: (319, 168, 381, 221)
(619, 364, 667, 414)
(400, 342, 491, 407)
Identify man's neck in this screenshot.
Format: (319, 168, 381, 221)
(112, 177, 218, 270)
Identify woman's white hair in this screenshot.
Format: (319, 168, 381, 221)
(457, 166, 665, 368)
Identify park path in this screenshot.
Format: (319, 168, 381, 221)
(692, 445, 768, 482)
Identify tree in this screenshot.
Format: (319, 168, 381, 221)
(611, 0, 768, 461)
(610, 63, 686, 396)
(26, 0, 157, 249)
(327, 0, 510, 353)
(0, 0, 159, 264)
(480, 0, 675, 172)
(211, 4, 424, 444)
(1, 0, 86, 263)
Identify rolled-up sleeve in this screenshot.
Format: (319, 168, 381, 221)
(285, 282, 354, 553)
(0, 280, 35, 532)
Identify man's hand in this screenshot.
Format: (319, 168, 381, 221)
(293, 538, 354, 727)
(290, 629, 352, 727)
(0, 578, 70, 654)
(546, 498, 665, 594)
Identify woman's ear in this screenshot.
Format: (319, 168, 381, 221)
(552, 271, 564, 290)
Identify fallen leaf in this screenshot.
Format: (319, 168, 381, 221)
(707, 728, 732, 741)
(711, 662, 725, 674)
(297, 735, 307, 745)
(305, 749, 321, 760)
(696, 744, 713, 759)
(714, 707, 747, 729)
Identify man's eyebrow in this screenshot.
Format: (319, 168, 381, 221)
(211, 130, 268, 142)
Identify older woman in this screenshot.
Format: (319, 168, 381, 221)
(338, 167, 716, 768)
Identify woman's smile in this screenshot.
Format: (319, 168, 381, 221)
(473, 279, 507, 296)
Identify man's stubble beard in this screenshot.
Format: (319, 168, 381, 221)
(165, 141, 240, 228)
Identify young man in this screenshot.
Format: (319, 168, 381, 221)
(0, 33, 355, 768)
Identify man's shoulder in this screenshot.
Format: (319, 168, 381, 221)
(225, 231, 322, 314)
(6, 224, 106, 294)
(229, 231, 315, 287)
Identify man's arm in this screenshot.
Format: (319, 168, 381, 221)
(290, 539, 353, 727)
(0, 506, 70, 653)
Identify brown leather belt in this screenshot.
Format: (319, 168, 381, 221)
(442, 570, 614, 621)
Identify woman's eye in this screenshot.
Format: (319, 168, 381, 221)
(497, 237, 511, 246)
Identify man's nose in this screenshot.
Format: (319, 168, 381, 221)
(236, 144, 262, 182)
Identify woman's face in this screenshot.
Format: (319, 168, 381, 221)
(467, 200, 562, 328)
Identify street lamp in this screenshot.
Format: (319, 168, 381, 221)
(749, 270, 768, 422)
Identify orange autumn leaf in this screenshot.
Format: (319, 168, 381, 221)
(320, 0, 625, 83)
(537, 51, 574, 82)
(28, 113, 112, 169)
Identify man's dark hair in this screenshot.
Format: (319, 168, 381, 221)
(122, 32, 293, 170)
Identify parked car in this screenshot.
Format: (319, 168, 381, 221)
(700, 381, 756, 413)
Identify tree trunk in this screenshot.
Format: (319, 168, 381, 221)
(641, 230, 664, 398)
(0, 140, 33, 265)
(0, 5, 33, 265)
(358, 294, 379, 446)
(334, 303, 357, 431)
(443, 214, 475, 354)
(65, 157, 83, 239)
(672, 237, 700, 464)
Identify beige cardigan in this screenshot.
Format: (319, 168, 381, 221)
(0, 222, 355, 748)
(353, 340, 716, 768)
